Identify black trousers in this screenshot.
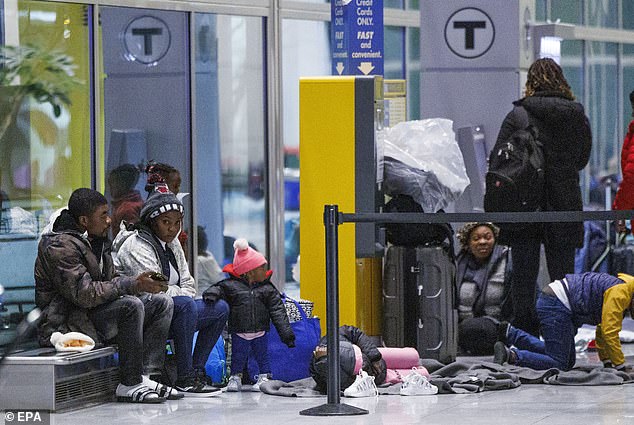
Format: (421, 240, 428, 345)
(509, 235, 576, 336)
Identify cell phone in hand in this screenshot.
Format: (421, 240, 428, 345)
(149, 272, 168, 281)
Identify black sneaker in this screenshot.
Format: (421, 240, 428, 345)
(175, 377, 222, 398)
(194, 369, 217, 387)
(493, 341, 517, 365)
(493, 341, 508, 364)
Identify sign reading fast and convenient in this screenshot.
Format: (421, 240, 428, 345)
(331, 0, 384, 76)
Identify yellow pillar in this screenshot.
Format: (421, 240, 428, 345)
(299, 76, 382, 335)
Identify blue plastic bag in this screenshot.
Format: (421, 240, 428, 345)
(204, 336, 227, 384)
(243, 296, 321, 382)
(267, 296, 321, 382)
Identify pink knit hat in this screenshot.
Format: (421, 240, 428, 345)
(232, 238, 267, 275)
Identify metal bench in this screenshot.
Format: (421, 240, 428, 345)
(0, 347, 119, 412)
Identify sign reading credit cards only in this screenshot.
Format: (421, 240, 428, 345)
(331, 0, 384, 76)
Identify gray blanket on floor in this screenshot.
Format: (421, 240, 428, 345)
(421, 358, 634, 393)
(260, 359, 634, 397)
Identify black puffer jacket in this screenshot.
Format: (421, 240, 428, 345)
(203, 276, 295, 347)
(34, 210, 136, 347)
(497, 92, 592, 247)
(309, 325, 386, 392)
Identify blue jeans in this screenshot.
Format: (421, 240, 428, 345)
(170, 296, 229, 381)
(231, 333, 271, 376)
(507, 293, 577, 370)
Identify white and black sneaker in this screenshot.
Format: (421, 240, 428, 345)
(343, 370, 378, 398)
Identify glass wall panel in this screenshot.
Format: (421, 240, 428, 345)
(194, 13, 267, 282)
(624, 44, 634, 123)
(561, 40, 584, 99)
(587, 42, 619, 204)
(586, 0, 617, 28)
(0, 0, 92, 346)
(624, 0, 634, 126)
(385, 0, 404, 8)
(407, 26, 420, 120)
(625, 0, 634, 30)
(281, 19, 330, 286)
(384, 26, 404, 79)
(535, 0, 547, 21)
(101, 6, 193, 259)
(550, 0, 583, 24)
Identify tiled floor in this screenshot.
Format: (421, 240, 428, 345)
(49, 343, 634, 425)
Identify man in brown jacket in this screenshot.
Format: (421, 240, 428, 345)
(34, 188, 179, 403)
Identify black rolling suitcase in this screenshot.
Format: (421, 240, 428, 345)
(382, 246, 418, 348)
(413, 246, 458, 364)
(611, 232, 634, 275)
(382, 245, 458, 363)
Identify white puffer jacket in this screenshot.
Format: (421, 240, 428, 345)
(112, 222, 196, 298)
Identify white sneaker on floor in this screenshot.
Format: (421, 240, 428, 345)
(343, 370, 378, 398)
(226, 374, 242, 392)
(251, 374, 270, 392)
(400, 369, 438, 396)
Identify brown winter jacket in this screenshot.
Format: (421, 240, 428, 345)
(34, 210, 136, 347)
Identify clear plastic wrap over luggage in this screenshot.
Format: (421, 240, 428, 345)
(379, 119, 470, 212)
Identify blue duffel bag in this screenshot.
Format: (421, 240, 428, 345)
(246, 296, 321, 383)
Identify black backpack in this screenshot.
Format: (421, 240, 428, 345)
(484, 107, 545, 214)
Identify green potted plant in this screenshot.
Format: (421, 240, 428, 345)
(0, 43, 81, 143)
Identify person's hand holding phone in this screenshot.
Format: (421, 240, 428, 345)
(135, 271, 169, 294)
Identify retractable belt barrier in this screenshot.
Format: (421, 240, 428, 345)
(341, 210, 634, 223)
(300, 206, 634, 416)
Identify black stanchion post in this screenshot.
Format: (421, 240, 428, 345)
(299, 205, 368, 416)
(325, 203, 341, 404)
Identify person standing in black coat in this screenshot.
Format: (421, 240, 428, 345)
(495, 58, 592, 336)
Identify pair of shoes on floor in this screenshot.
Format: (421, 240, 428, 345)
(175, 376, 222, 397)
(226, 374, 243, 392)
(400, 368, 438, 396)
(143, 375, 185, 400)
(493, 341, 517, 365)
(343, 370, 378, 398)
(251, 373, 271, 392)
(116, 382, 166, 404)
